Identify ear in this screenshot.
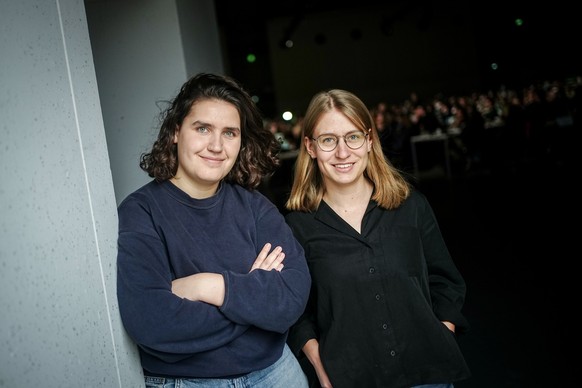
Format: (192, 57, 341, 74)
(305, 136, 317, 159)
(173, 126, 179, 144)
(367, 129, 373, 152)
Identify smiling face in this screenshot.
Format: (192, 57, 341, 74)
(171, 98, 241, 198)
(305, 109, 371, 191)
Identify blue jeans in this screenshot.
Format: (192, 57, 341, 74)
(144, 344, 308, 388)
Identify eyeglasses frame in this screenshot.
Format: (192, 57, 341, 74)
(311, 130, 369, 152)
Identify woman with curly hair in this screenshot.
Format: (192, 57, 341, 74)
(117, 73, 311, 387)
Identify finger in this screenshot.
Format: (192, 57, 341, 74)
(250, 243, 272, 271)
(263, 246, 283, 268)
(267, 251, 285, 271)
(273, 252, 285, 270)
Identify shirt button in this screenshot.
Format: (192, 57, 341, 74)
(369, 267, 375, 274)
(390, 350, 396, 357)
(382, 323, 388, 330)
(375, 294, 381, 300)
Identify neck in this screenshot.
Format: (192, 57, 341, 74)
(324, 179, 373, 208)
(170, 176, 219, 199)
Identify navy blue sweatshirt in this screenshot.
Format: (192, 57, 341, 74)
(116, 180, 311, 378)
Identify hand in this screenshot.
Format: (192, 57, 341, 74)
(249, 243, 285, 272)
(172, 275, 194, 300)
(442, 320, 456, 333)
(303, 339, 333, 388)
(171, 273, 225, 306)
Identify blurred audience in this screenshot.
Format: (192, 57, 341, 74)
(265, 75, 579, 209)
(284, 75, 579, 173)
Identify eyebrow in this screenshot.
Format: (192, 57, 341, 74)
(191, 120, 241, 133)
(316, 129, 362, 136)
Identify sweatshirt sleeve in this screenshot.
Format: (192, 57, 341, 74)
(219, 195, 312, 334)
(116, 196, 248, 362)
(283, 212, 319, 356)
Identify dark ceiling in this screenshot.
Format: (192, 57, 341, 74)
(214, 0, 446, 116)
(214, 0, 580, 118)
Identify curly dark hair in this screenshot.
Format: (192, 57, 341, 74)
(139, 73, 281, 189)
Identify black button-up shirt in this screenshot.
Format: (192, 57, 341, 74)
(285, 190, 471, 388)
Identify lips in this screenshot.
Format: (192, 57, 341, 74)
(200, 155, 225, 163)
(334, 163, 354, 169)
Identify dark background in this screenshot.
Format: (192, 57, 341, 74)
(216, 0, 579, 119)
(215, 1, 578, 387)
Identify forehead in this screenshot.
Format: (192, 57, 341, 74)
(314, 110, 357, 134)
(188, 99, 240, 126)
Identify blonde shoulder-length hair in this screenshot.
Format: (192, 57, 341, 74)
(285, 89, 411, 212)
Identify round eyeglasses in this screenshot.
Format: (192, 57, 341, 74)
(311, 131, 368, 152)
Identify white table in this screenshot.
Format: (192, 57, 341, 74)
(410, 132, 452, 179)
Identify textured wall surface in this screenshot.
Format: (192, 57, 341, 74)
(0, 0, 142, 386)
(0, 0, 222, 386)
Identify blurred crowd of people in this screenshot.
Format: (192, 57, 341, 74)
(262, 75, 580, 211)
(373, 76, 579, 175)
(267, 75, 580, 178)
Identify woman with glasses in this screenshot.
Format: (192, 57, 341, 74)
(284, 89, 471, 388)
